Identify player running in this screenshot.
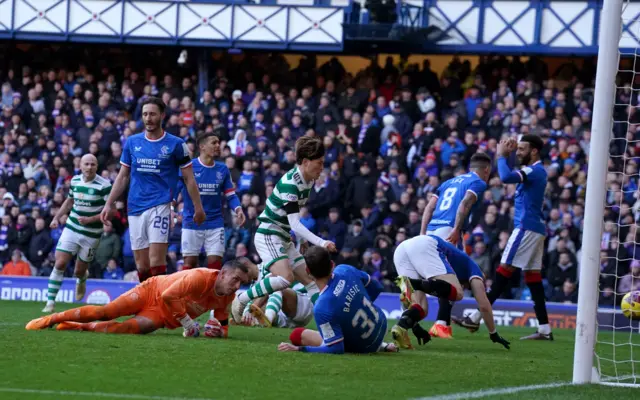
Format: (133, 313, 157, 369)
(419, 153, 491, 339)
(26, 260, 250, 337)
(177, 132, 244, 271)
(454, 135, 553, 341)
(234, 137, 336, 317)
(277, 246, 397, 354)
(42, 154, 112, 313)
(100, 97, 205, 282)
(392, 234, 510, 350)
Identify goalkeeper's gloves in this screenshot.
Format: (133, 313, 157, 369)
(490, 331, 510, 350)
(203, 318, 229, 338)
(411, 324, 431, 345)
(179, 315, 200, 338)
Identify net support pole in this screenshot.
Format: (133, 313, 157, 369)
(572, 0, 624, 385)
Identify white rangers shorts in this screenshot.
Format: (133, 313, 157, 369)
(56, 228, 100, 263)
(181, 227, 225, 257)
(394, 235, 454, 280)
(500, 228, 545, 270)
(427, 226, 463, 250)
(128, 203, 171, 251)
(275, 292, 313, 328)
(254, 232, 305, 271)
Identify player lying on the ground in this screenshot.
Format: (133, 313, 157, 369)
(26, 260, 250, 337)
(231, 256, 313, 328)
(419, 153, 492, 339)
(277, 246, 397, 354)
(392, 234, 510, 350)
(232, 285, 313, 329)
(43, 154, 112, 313)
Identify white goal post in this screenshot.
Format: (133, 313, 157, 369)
(573, 0, 639, 386)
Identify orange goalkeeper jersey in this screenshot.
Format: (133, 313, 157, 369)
(143, 269, 234, 329)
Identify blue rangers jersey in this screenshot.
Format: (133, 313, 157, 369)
(312, 265, 387, 354)
(179, 158, 241, 230)
(497, 158, 546, 235)
(427, 172, 487, 232)
(120, 132, 191, 216)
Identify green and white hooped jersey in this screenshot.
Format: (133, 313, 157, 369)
(66, 174, 112, 239)
(257, 166, 313, 242)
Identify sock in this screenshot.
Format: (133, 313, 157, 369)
(265, 291, 283, 323)
(47, 268, 65, 303)
(538, 323, 551, 335)
(83, 319, 141, 334)
(290, 327, 305, 346)
(237, 276, 291, 304)
(138, 269, 151, 283)
(398, 304, 426, 330)
(150, 265, 166, 276)
(525, 271, 550, 333)
(305, 281, 320, 304)
(487, 265, 513, 305)
(207, 260, 222, 270)
(409, 278, 457, 301)
(50, 305, 105, 325)
(436, 298, 453, 326)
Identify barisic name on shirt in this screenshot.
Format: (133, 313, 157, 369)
(342, 284, 361, 313)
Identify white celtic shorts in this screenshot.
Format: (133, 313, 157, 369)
(254, 232, 305, 271)
(56, 227, 100, 263)
(276, 292, 313, 328)
(128, 203, 171, 251)
(394, 235, 454, 280)
(181, 227, 225, 257)
(500, 228, 545, 270)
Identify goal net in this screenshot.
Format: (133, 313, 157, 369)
(574, 0, 640, 387)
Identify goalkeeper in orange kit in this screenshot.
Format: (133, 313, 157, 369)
(26, 260, 251, 337)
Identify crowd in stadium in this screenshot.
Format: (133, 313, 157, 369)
(0, 51, 637, 305)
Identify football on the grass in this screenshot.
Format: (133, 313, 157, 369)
(621, 291, 640, 320)
(204, 318, 223, 337)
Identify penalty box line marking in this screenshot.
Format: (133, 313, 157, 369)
(411, 381, 570, 400)
(0, 388, 216, 400)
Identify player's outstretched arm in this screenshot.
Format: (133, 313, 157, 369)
(181, 165, 205, 225)
(101, 166, 130, 224)
(497, 157, 523, 184)
(160, 272, 207, 337)
(420, 194, 438, 235)
(287, 212, 335, 251)
(469, 278, 510, 350)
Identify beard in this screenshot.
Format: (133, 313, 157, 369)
(518, 153, 531, 166)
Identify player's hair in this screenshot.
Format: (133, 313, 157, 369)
(196, 131, 219, 148)
(140, 96, 166, 114)
(304, 246, 332, 279)
(469, 153, 492, 169)
(295, 136, 324, 164)
(222, 259, 249, 274)
(520, 134, 544, 152)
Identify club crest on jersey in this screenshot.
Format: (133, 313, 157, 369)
(217, 172, 224, 181)
(88, 188, 95, 195)
(159, 145, 170, 159)
(279, 247, 286, 254)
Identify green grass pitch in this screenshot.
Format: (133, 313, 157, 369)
(1, 301, 639, 399)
